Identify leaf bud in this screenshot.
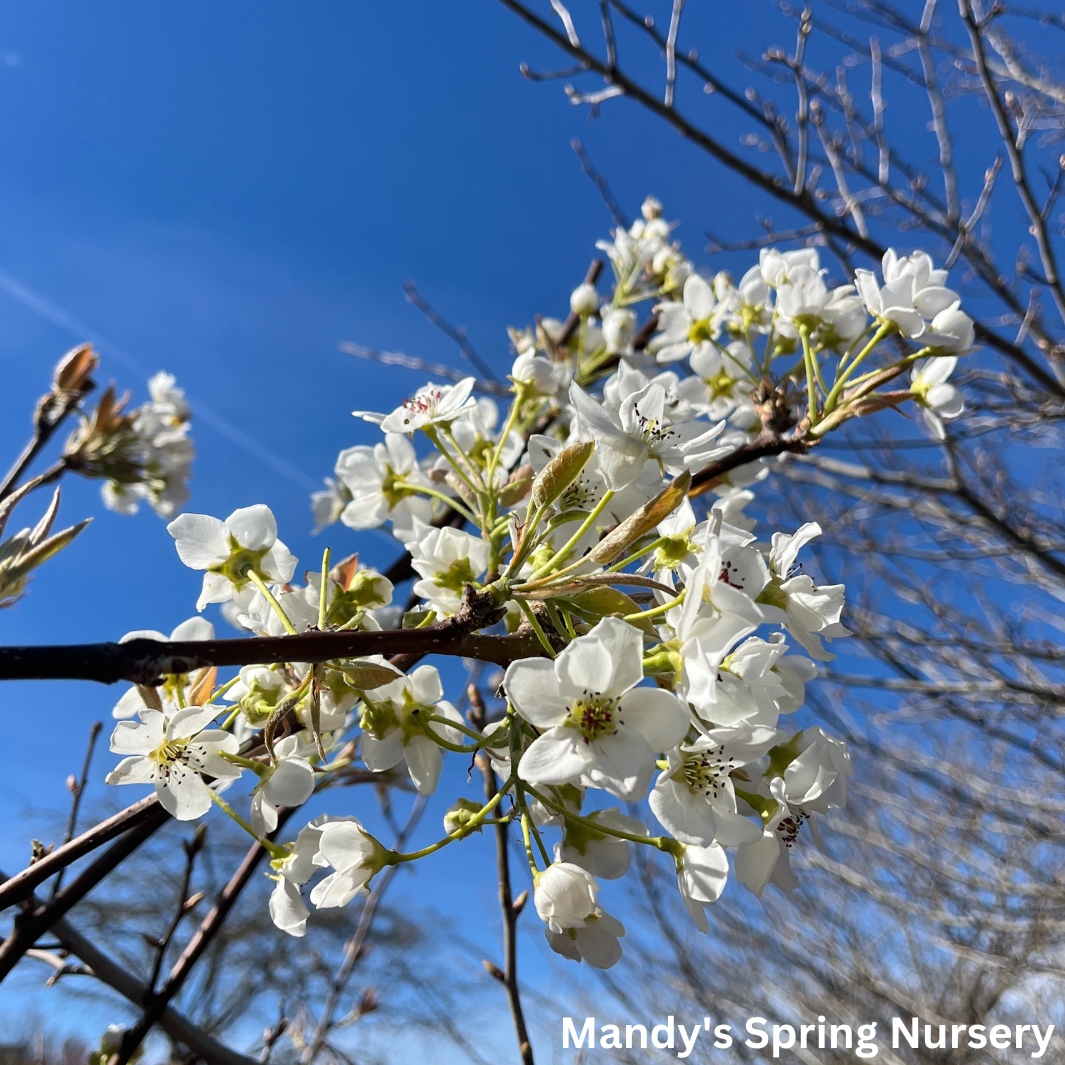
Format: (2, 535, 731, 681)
(530, 440, 594, 510)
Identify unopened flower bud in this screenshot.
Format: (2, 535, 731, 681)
(443, 798, 484, 835)
(534, 861, 599, 932)
(569, 282, 599, 317)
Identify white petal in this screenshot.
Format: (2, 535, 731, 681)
(518, 730, 591, 786)
(225, 504, 277, 550)
(556, 634, 615, 698)
(157, 773, 212, 821)
(170, 617, 215, 641)
(503, 659, 566, 727)
(105, 755, 156, 786)
(167, 513, 228, 569)
(263, 540, 298, 584)
(734, 831, 780, 897)
(264, 758, 316, 808)
(403, 735, 443, 795)
(269, 877, 310, 937)
(619, 687, 690, 752)
(318, 820, 374, 872)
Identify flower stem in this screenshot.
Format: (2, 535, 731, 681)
(823, 322, 894, 414)
(246, 571, 298, 636)
(209, 790, 287, 859)
(318, 547, 331, 631)
(515, 599, 556, 658)
(389, 775, 515, 863)
(527, 490, 615, 582)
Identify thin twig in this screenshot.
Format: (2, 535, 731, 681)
(147, 825, 206, 991)
(664, 0, 685, 108)
(339, 343, 508, 397)
(0, 806, 170, 982)
(50, 721, 102, 898)
(958, 0, 1065, 329)
(792, 7, 812, 195)
(571, 140, 629, 228)
(110, 810, 296, 1065)
(468, 687, 534, 1065)
(401, 282, 500, 382)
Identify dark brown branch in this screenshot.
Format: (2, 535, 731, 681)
(0, 612, 546, 686)
(469, 687, 534, 1065)
(111, 810, 296, 1065)
(0, 805, 170, 982)
(0, 794, 162, 913)
(689, 429, 813, 494)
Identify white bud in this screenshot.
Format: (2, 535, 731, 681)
(569, 282, 599, 317)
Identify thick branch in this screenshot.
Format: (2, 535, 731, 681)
(112, 810, 295, 1065)
(689, 429, 812, 493)
(0, 795, 162, 913)
(0, 806, 169, 982)
(48, 913, 258, 1065)
(0, 622, 547, 686)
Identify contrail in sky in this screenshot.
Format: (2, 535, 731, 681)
(0, 266, 320, 493)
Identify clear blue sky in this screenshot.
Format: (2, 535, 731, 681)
(0, 1, 1005, 1058)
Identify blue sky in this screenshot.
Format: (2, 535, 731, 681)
(0, 0, 1029, 1058)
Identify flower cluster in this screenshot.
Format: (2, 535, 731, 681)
(64, 371, 195, 518)
(106, 198, 970, 969)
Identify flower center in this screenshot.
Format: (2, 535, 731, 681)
(567, 692, 620, 743)
(776, 810, 807, 848)
(403, 389, 442, 416)
(679, 747, 734, 799)
(631, 402, 676, 448)
(149, 736, 203, 783)
(687, 318, 713, 345)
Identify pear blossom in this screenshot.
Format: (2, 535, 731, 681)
(569, 380, 731, 490)
(503, 617, 689, 800)
(334, 433, 433, 531)
(546, 908, 625, 969)
(356, 664, 464, 794)
(648, 273, 717, 364)
(757, 522, 850, 660)
(650, 725, 780, 846)
(269, 816, 331, 937)
(167, 505, 296, 612)
(910, 356, 964, 439)
(511, 352, 563, 397)
(106, 704, 241, 820)
(782, 726, 853, 815)
(309, 817, 387, 909)
(355, 377, 477, 434)
(533, 861, 599, 931)
(855, 248, 959, 339)
(408, 526, 490, 615)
